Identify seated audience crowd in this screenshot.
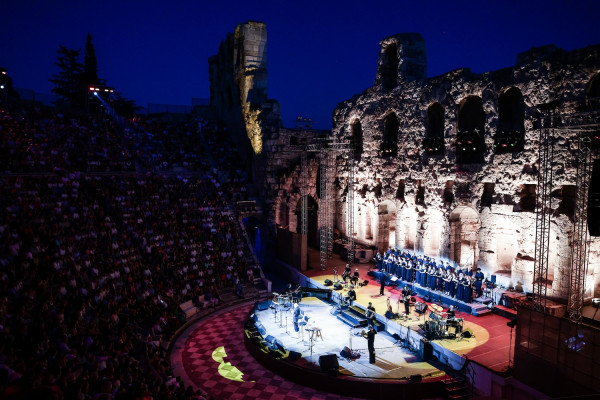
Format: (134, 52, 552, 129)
(0, 103, 256, 399)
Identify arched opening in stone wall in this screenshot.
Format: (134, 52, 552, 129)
(396, 179, 405, 201)
(316, 163, 322, 199)
(555, 184, 576, 219)
(494, 218, 518, 277)
(381, 43, 399, 90)
(495, 87, 525, 153)
(277, 200, 290, 228)
(415, 180, 425, 205)
(481, 183, 495, 208)
(517, 184, 536, 212)
(588, 73, 600, 110)
(586, 74, 600, 149)
(449, 206, 480, 270)
(295, 195, 319, 248)
(381, 112, 399, 157)
(365, 204, 374, 241)
(443, 180, 454, 205)
(422, 211, 444, 257)
(350, 119, 364, 158)
(457, 96, 486, 164)
(377, 200, 397, 251)
(398, 205, 418, 251)
(424, 102, 445, 155)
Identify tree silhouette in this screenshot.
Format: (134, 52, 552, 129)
(83, 33, 99, 85)
(49, 45, 84, 109)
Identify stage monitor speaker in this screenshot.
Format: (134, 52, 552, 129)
(340, 346, 352, 358)
(324, 279, 333, 286)
(333, 283, 343, 290)
(255, 300, 271, 311)
(410, 374, 422, 383)
(255, 322, 266, 336)
(589, 159, 600, 237)
(318, 354, 339, 371)
(462, 330, 472, 338)
(419, 339, 433, 361)
(288, 351, 302, 361)
(265, 335, 276, 346)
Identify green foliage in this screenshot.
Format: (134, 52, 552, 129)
(49, 45, 84, 109)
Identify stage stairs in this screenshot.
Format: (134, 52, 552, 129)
(336, 305, 385, 332)
(444, 375, 472, 400)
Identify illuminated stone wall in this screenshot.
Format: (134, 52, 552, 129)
(327, 37, 600, 299)
(209, 21, 280, 159)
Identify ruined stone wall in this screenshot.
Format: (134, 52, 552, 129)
(325, 38, 600, 299)
(209, 21, 281, 164)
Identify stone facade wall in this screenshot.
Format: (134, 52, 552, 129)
(209, 21, 280, 162)
(325, 39, 600, 299)
(259, 36, 600, 301)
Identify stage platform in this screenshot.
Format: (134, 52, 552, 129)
(290, 247, 516, 373)
(253, 296, 444, 380)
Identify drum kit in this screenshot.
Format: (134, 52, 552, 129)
(423, 303, 464, 340)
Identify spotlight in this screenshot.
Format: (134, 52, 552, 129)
(94, 91, 98, 96)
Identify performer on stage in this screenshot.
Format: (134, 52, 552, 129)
(474, 268, 484, 298)
(342, 264, 351, 283)
(376, 251, 383, 270)
(447, 305, 456, 319)
(351, 268, 360, 286)
(401, 285, 411, 316)
(346, 285, 357, 306)
(366, 302, 376, 327)
(293, 304, 303, 332)
(379, 270, 387, 296)
(367, 325, 376, 364)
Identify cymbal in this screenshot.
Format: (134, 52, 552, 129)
(272, 292, 279, 296)
(430, 304, 443, 312)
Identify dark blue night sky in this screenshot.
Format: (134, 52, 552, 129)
(3, 0, 600, 129)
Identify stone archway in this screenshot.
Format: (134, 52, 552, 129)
(377, 200, 397, 251)
(449, 205, 481, 270)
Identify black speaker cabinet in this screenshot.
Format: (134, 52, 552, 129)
(318, 354, 339, 371)
(288, 351, 302, 361)
(419, 339, 433, 361)
(410, 374, 422, 383)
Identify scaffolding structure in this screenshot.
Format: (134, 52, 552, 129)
(533, 110, 599, 321)
(566, 116, 599, 323)
(533, 112, 553, 312)
(300, 151, 307, 236)
(347, 155, 355, 268)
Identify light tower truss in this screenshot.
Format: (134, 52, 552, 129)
(533, 112, 553, 312)
(306, 141, 353, 271)
(532, 110, 599, 322)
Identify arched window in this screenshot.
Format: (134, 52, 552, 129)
(350, 119, 363, 158)
(381, 112, 399, 157)
(456, 96, 485, 164)
(495, 87, 525, 153)
(586, 74, 600, 149)
(423, 102, 445, 155)
(381, 43, 399, 90)
(588, 73, 600, 110)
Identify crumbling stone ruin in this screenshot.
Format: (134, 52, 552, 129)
(265, 33, 600, 301)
